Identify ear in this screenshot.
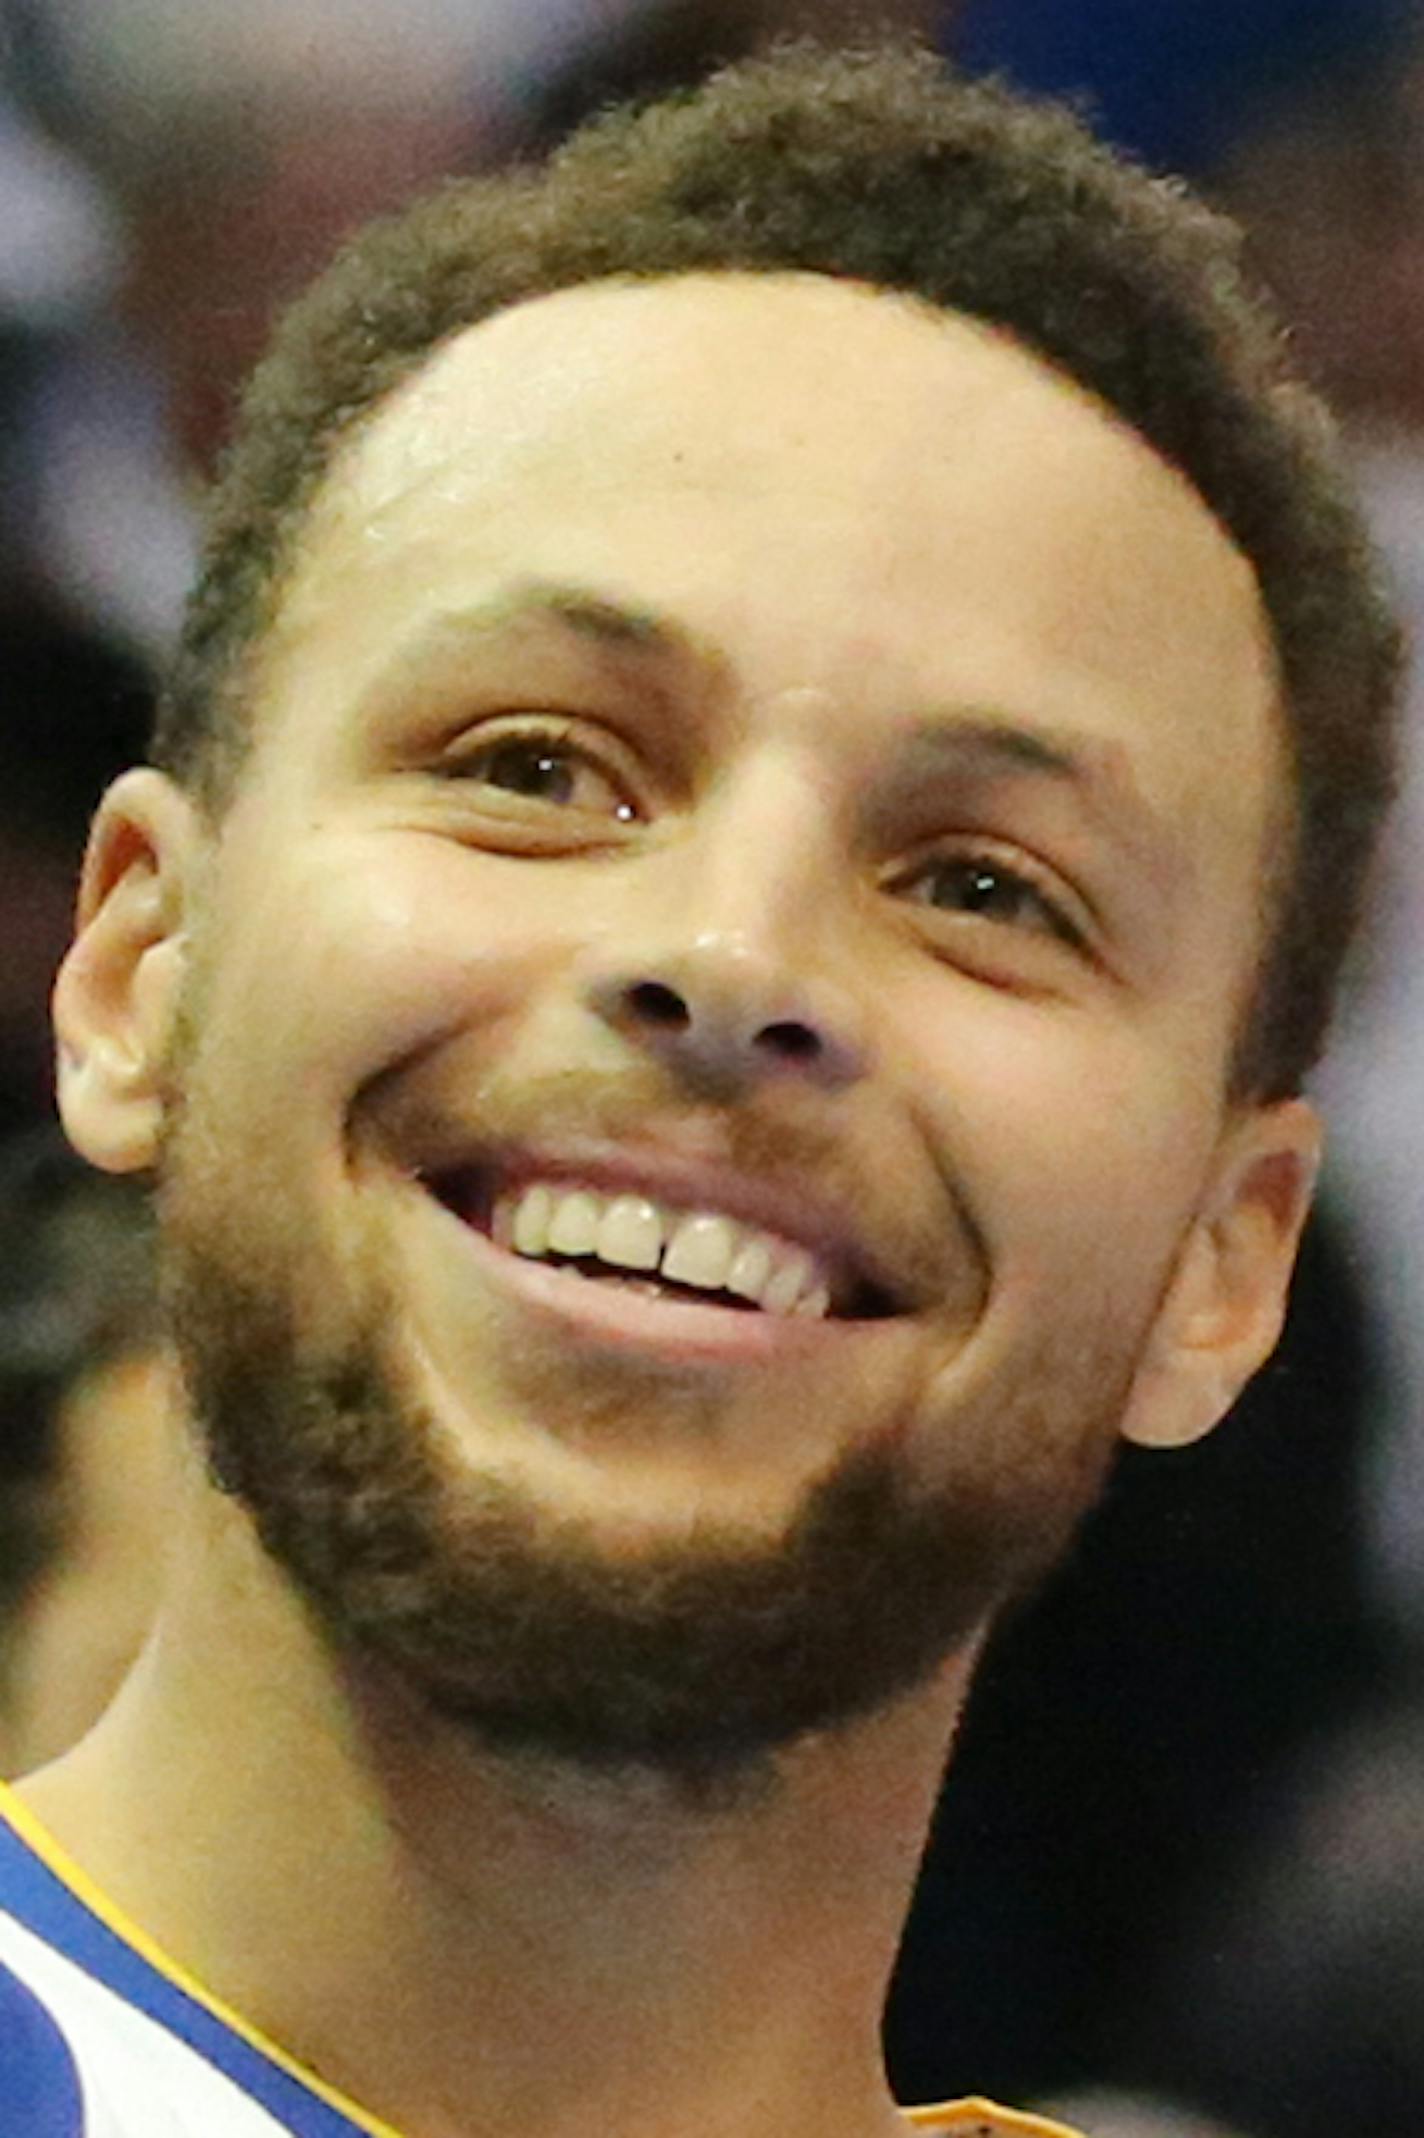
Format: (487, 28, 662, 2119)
(53, 769, 201, 1175)
(1119, 1097, 1322, 1450)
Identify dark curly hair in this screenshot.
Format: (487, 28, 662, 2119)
(153, 39, 1403, 1101)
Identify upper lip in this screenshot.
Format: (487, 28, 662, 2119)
(423, 1138, 917, 1318)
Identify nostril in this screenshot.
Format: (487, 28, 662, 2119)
(626, 980, 691, 1030)
(759, 1020, 821, 1062)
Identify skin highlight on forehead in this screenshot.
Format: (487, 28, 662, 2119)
(314, 272, 1269, 590)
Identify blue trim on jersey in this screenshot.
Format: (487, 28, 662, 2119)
(0, 1814, 370, 2137)
(0, 1956, 85, 2138)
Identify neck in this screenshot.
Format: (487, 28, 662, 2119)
(18, 1466, 976, 2138)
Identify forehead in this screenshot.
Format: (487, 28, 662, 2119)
(317, 270, 1250, 581)
(259, 271, 1278, 832)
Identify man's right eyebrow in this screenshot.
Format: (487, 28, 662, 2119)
(365, 580, 723, 694)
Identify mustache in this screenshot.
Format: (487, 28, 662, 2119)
(359, 1054, 983, 1312)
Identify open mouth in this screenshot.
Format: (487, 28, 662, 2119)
(427, 1167, 899, 1323)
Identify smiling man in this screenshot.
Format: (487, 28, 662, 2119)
(0, 39, 1400, 2138)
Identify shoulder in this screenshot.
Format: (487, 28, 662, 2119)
(904, 2099, 1086, 2138)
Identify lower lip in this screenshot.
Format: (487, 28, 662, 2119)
(432, 1195, 840, 1365)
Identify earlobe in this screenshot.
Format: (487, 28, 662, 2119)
(1119, 1098, 1322, 1450)
(53, 769, 201, 1175)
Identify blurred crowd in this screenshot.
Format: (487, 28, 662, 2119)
(2, 4, 1423, 2135)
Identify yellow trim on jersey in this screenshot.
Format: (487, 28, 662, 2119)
(903, 2097, 1084, 2136)
(1, 1784, 1081, 2138)
(0, 1782, 405, 2138)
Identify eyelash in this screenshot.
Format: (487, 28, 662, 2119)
(891, 845, 1086, 949)
(443, 722, 1086, 950)
(444, 721, 641, 822)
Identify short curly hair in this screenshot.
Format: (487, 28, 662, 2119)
(153, 39, 1403, 1102)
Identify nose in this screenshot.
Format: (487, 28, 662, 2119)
(585, 931, 869, 1096)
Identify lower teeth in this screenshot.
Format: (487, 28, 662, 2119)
(595, 1273, 671, 1300)
(546, 1256, 759, 1310)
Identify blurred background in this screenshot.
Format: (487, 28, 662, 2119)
(2, 4, 1422, 2134)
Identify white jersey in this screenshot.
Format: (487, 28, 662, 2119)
(0, 1782, 1078, 2138)
(0, 1784, 389, 2136)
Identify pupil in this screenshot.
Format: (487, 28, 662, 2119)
(939, 861, 1010, 913)
(490, 741, 572, 802)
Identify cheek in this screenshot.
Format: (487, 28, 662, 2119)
(200, 832, 586, 1116)
(898, 980, 1222, 1288)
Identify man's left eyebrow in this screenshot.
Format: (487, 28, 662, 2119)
(895, 716, 1079, 784)
(879, 713, 1182, 878)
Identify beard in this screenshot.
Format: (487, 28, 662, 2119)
(157, 1063, 1144, 1807)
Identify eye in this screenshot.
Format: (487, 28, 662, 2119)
(452, 726, 639, 822)
(895, 847, 1083, 947)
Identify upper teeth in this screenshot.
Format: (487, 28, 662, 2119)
(491, 1182, 833, 1319)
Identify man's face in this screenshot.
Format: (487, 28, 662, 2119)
(147, 274, 1289, 1784)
